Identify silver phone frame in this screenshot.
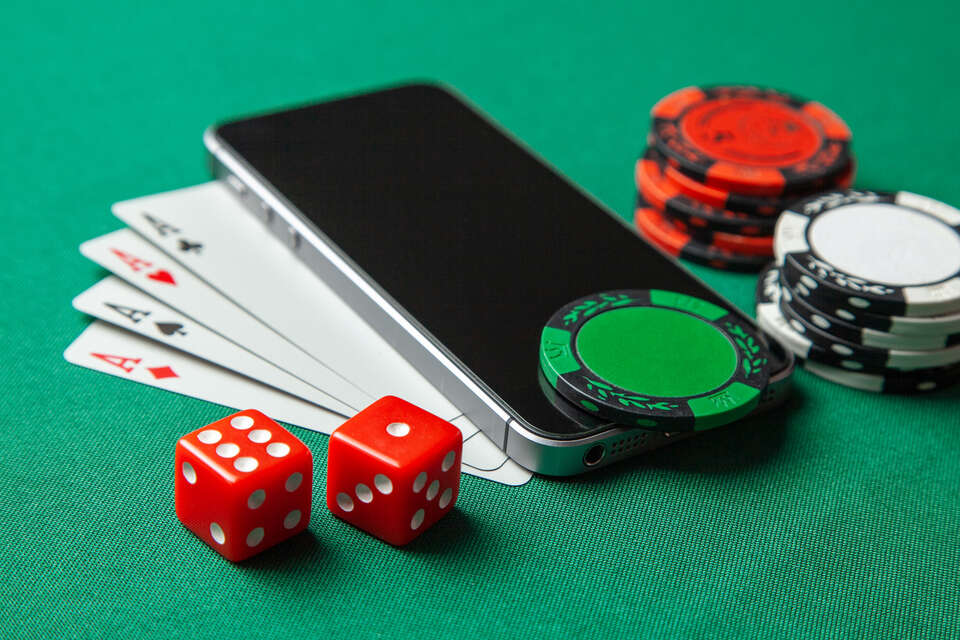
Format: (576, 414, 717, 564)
(202, 86, 709, 475)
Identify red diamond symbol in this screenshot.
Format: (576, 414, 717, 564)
(147, 366, 178, 380)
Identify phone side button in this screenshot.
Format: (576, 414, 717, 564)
(226, 174, 248, 198)
(286, 225, 301, 250)
(257, 201, 274, 224)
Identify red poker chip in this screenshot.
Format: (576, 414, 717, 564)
(634, 201, 769, 272)
(660, 209, 774, 256)
(651, 85, 854, 197)
(635, 147, 777, 239)
(661, 147, 855, 214)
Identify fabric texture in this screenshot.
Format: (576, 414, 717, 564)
(1, 1, 958, 637)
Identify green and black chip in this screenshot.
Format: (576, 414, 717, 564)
(538, 290, 772, 431)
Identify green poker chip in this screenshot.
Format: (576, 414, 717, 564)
(538, 289, 772, 431)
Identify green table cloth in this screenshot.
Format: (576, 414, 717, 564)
(2, 1, 958, 637)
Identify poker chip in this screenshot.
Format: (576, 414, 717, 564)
(535, 367, 617, 430)
(776, 290, 960, 368)
(780, 275, 960, 350)
(801, 358, 960, 394)
(635, 202, 770, 272)
(539, 290, 772, 430)
(756, 264, 960, 373)
(537, 316, 795, 425)
(775, 190, 960, 317)
(651, 85, 854, 196)
(635, 148, 777, 238)
(755, 333, 795, 414)
(782, 260, 960, 336)
(635, 87, 854, 273)
(661, 151, 854, 217)
(663, 212, 774, 256)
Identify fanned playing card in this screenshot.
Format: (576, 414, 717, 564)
(80, 229, 366, 416)
(64, 322, 529, 484)
(67, 182, 532, 486)
(111, 182, 467, 421)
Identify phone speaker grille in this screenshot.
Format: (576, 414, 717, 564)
(608, 431, 650, 457)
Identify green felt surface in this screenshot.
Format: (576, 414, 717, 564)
(2, 1, 959, 638)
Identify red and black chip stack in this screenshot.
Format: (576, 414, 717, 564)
(634, 85, 856, 271)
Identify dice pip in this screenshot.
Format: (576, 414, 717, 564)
(326, 396, 463, 545)
(175, 410, 312, 562)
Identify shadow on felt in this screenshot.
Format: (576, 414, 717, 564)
(239, 528, 331, 572)
(396, 507, 484, 555)
(545, 388, 802, 487)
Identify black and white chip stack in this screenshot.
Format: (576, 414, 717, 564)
(756, 189, 960, 393)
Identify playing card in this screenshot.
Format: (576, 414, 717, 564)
(72, 276, 522, 471)
(63, 321, 531, 485)
(111, 183, 465, 422)
(76, 234, 515, 473)
(64, 320, 342, 433)
(71, 276, 527, 468)
(72, 276, 355, 417)
(104, 182, 529, 480)
(80, 229, 370, 417)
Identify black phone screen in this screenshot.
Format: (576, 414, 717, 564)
(214, 84, 739, 438)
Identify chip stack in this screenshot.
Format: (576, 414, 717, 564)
(757, 189, 960, 393)
(634, 85, 856, 271)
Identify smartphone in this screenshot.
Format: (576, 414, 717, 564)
(204, 83, 791, 476)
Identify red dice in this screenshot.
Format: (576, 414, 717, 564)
(175, 410, 312, 562)
(326, 396, 463, 545)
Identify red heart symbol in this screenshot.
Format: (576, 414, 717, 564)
(147, 269, 176, 285)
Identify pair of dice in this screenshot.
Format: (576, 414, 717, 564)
(175, 396, 463, 561)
